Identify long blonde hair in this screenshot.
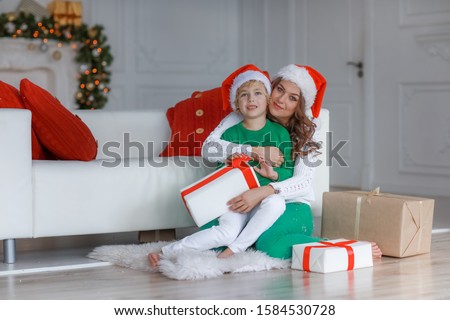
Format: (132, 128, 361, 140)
(267, 77, 321, 159)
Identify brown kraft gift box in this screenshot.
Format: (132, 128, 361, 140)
(321, 189, 434, 258)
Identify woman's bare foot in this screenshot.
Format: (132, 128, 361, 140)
(217, 247, 234, 259)
(371, 242, 382, 259)
(148, 252, 161, 268)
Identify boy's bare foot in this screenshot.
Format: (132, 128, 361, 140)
(148, 252, 161, 268)
(217, 247, 234, 259)
(371, 242, 382, 259)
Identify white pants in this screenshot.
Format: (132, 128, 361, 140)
(162, 194, 285, 255)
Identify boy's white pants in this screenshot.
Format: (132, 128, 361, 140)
(162, 194, 285, 255)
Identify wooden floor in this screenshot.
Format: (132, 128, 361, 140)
(1, 232, 450, 300)
(1, 194, 450, 300)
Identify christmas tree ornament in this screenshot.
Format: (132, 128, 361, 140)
(75, 91, 83, 100)
(7, 12, 18, 22)
(52, 50, 62, 60)
(79, 64, 88, 72)
(86, 83, 95, 91)
(5, 22, 16, 34)
(39, 42, 49, 52)
(88, 27, 97, 39)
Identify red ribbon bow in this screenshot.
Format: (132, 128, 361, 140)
(302, 240, 357, 272)
(230, 154, 252, 167)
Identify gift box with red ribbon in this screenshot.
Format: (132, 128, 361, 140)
(291, 239, 373, 273)
(181, 155, 260, 227)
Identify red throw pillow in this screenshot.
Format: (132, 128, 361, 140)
(160, 87, 232, 157)
(20, 79, 97, 161)
(0, 81, 46, 160)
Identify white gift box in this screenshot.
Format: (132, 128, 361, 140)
(291, 239, 373, 273)
(181, 156, 260, 227)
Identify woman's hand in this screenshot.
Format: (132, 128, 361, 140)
(253, 160, 278, 181)
(225, 153, 244, 165)
(227, 186, 275, 213)
(251, 146, 284, 167)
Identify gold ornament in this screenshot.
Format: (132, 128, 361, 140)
(75, 92, 83, 100)
(86, 82, 95, 91)
(88, 28, 98, 39)
(6, 12, 17, 22)
(52, 50, 62, 60)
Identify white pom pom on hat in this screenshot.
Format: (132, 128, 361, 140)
(274, 64, 327, 118)
(222, 64, 272, 111)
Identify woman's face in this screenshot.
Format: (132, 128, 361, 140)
(269, 80, 301, 125)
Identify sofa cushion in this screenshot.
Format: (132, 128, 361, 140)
(0, 80, 46, 160)
(20, 79, 97, 161)
(160, 87, 232, 157)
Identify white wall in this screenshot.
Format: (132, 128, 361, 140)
(82, 0, 242, 111)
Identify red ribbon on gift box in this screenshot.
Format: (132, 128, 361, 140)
(181, 155, 259, 209)
(302, 240, 357, 272)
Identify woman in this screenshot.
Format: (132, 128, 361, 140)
(202, 64, 382, 259)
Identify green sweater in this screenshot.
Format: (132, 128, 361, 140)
(220, 119, 294, 186)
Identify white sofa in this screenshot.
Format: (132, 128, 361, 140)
(0, 108, 329, 264)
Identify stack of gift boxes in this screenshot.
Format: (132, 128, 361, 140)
(292, 188, 434, 273)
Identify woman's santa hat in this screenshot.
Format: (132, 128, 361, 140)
(274, 64, 327, 118)
(222, 64, 271, 111)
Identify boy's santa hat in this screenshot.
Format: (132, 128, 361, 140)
(222, 64, 271, 111)
(274, 64, 327, 118)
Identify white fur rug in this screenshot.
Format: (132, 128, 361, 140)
(87, 241, 290, 280)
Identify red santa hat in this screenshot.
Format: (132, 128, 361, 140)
(274, 64, 327, 118)
(222, 64, 271, 111)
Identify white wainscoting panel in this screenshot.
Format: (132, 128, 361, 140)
(399, 0, 450, 27)
(137, 86, 194, 111)
(399, 83, 450, 176)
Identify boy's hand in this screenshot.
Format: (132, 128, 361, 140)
(253, 159, 278, 181)
(251, 146, 284, 167)
(227, 186, 274, 213)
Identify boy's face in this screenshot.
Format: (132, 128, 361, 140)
(236, 81, 268, 120)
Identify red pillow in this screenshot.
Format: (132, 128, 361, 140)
(0, 81, 46, 160)
(20, 79, 97, 161)
(160, 87, 232, 157)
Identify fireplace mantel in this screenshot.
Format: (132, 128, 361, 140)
(0, 38, 78, 109)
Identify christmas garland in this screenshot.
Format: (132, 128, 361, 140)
(0, 12, 113, 110)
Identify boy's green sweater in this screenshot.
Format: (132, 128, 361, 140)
(220, 119, 294, 186)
